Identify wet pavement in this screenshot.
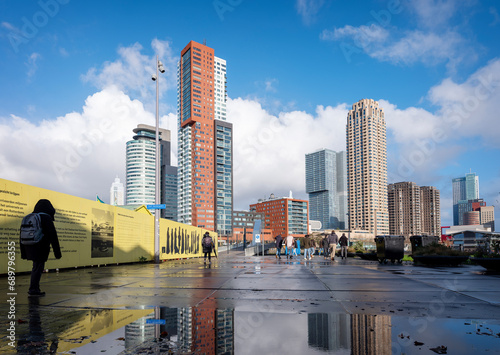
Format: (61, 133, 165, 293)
(1, 251, 500, 354)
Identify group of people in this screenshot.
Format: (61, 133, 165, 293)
(275, 231, 349, 261)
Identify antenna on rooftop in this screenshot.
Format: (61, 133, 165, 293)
(203, 38, 207, 46)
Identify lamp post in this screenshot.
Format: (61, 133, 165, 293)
(152, 55, 165, 264)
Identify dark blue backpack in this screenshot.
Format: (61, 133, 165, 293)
(20, 213, 47, 245)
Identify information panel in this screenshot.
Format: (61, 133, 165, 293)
(0, 178, 217, 274)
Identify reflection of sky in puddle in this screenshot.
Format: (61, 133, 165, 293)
(8, 306, 500, 354)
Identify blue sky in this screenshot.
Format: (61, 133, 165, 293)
(1, 0, 499, 229)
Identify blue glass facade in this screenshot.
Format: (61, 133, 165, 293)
(452, 173, 479, 225)
(305, 149, 347, 230)
(215, 120, 233, 236)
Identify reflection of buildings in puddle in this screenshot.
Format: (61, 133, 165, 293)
(125, 307, 178, 349)
(124, 311, 155, 349)
(351, 314, 391, 355)
(308, 313, 351, 351)
(177, 306, 234, 354)
(307, 313, 391, 354)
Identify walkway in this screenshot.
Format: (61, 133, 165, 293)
(1, 252, 500, 354)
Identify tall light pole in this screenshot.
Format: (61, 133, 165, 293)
(152, 55, 165, 264)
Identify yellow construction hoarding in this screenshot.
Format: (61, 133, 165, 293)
(0, 178, 217, 274)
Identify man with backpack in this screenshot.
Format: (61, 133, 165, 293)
(202, 232, 215, 264)
(20, 199, 61, 297)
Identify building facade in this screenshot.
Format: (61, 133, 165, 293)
(388, 182, 421, 237)
(457, 198, 485, 226)
(420, 186, 441, 236)
(249, 194, 309, 237)
(388, 182, 441, 238)
(126, 124, 177, 219)
(164, 165, 178, 221)
(346, 99, 389, 235)
(109, 177, 125, 206)
(452, 172, 479, 225)
(305, 149, 348, 230)
(214, 119, 233, 236)
(177, 40, 232, 234)
(480, 206, 495, 231)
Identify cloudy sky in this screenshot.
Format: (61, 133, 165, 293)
(1, 0, 499, 229)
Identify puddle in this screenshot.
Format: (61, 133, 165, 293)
(4, 304, 500, 354)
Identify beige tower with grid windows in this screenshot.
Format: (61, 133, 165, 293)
(346, 99, 389, 235)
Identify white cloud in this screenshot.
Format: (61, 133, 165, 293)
(1, 21, 19, 32)
(25, 52, 41, 79)
(320, 24, 389, 43)
(320, 1, 476, 69)
(264, 78, 278, 92)
(81, 39, 177, 106)
(0, 86, 177, 203)
(296, 0, 325, 25)
(228, 97, 347, 209)
(371, 30, 465, 66)
(322, 24, 467, 68)
(428, 58, 500, 146)
(407, 0, 462, 28)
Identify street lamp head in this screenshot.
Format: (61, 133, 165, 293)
(151, 74, 157, 81)
(158, 60, 165, 73)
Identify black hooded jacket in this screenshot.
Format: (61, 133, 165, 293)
(20, 199, 62, 262)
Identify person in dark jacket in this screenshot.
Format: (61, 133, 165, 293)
(202, 232, 214, 264)
(339, 233, 348, 259)
(303, 235, 312, 260)
(322, 235, 330, 259)
(20, 199, 61, 296)
(275, 234, 283, 259)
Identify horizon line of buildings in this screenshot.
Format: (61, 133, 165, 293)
(106, 40, 495, 241)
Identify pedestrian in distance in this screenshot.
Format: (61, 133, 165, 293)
(339, 233, 348, 259)
(303, 234, 312, 260)
(310, 238, 317, 259)
(285, 234, 294, 259)
(275, 234, 283, 259)
(202, 232, 215, 264)
(328, 230, 339, 261)
(20, 199, 61, 297)
(322, 234, 330, 259)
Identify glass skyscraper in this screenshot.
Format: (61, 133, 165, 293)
(305, 149, 348, 230)
(125, 124, 177, 220)
(452, 172, 479, 225)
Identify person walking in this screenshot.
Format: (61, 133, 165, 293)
(303, 235, 312, 260)
(322, 234, 330, 259)
(328, 230, 339, 261)
(339, 233, 348, 259)
(310, 237, 316, 259)
(275, 234, 283, 259)
(20, 199, 61, 297)
(202, 232, 214, 264)
(285, 234, 294, 259)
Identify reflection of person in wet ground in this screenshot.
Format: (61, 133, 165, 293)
(17, 297, 58, 354)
